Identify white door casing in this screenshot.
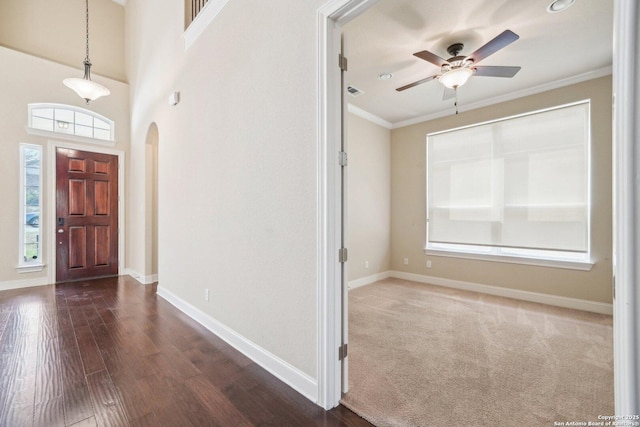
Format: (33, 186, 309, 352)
(612, 0, 640, 416)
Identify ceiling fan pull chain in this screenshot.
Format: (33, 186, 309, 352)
(454, 87, 459, 114)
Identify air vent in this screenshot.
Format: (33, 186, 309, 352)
(347, 85, 364, 97)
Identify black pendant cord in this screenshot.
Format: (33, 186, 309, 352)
(82, 0, 93, 82)
(85, 0, 90, 63)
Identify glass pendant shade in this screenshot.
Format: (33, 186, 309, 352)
(64, 78, 110, 104)
(64, 62, 110, 104)
(439, 68, 474, 89)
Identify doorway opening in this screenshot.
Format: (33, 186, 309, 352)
(318, 0, 639, 418)
(145, 123, 159, 283)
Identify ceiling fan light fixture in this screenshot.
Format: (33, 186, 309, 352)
(439, 68, 473, 89)
(547, 0, 575, 13)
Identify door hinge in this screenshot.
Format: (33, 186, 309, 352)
(339, 53, 348, 71)
(339, 343, 348, 360)
(339, 151, 348, 167)
(338, 248, 348, 263)
(612, 276, 616, 300)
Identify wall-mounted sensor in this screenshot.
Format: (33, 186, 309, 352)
(169, 91, 180, 106)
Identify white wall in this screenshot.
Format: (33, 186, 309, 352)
(125, 0, 325, 381)
(347, 112, 391, 282)
(0, 0, 126, 82)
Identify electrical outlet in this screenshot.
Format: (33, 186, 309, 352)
(403, 258, 409, 265)
(365, 261, 369, 269)
(205, 288, 210, 302)
(426, 260, 432, 268)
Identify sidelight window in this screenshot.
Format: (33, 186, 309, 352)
(19, 143, 43, 271)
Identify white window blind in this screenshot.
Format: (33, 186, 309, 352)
(427, 101, 590, 253)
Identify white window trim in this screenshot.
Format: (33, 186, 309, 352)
(27, 103, 116, 146)
(424, 246, 593, 271)
(25, 127, 116, 147)
(425, 100, 592, 271)
(17, 143, 45, 273)
(183, 0, 231, 50)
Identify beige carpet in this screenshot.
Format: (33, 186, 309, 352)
(340, 278, 613, 427)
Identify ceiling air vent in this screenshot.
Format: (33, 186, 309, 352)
(347, 85, 364, 97)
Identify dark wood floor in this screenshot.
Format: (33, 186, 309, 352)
(0, 276, 371, 426)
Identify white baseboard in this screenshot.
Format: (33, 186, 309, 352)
(156, 285, 318, 403)
(125, 269, 158, 285)
(348, 271, 391, 290)
(0, 276, 49, 292)
(389, 271, 613, 315)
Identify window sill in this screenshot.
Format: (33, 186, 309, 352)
(424, 248, 593, 271)
(25, 127, 116, 147)
(16, 264, 46, 273)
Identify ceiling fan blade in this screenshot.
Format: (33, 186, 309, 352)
(466, 30, 519, 64)
(442, 87, 456, 100)
(413, 50, 449, 67)
(396, 75, 438, 92)
(473, 65, 521, 78)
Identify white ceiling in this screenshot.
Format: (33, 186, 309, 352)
(342, 0, 613, 127)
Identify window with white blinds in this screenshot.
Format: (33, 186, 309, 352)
(426, 101, 590, 262)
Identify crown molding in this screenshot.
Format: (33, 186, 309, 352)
(392, 66, 613, 129)
(347, 103, 392, 129)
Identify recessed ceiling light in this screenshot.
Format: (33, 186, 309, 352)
(378, 73, 393, 80)
(547, 0, 575, 13)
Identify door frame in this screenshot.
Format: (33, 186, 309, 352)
(612, 0, 640, 415)
(317, 0, 639, 413)
(47, 140, 126, 285)
(316, 0, 380, 409)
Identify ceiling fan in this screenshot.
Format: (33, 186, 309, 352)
(396, 29, 522, 99)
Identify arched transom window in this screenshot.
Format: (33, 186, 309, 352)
(28, 103, 115, 143)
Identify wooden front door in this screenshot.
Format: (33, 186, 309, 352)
(56, 148, 118, 283)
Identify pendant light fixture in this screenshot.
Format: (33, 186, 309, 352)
(63, 0, 110, 104)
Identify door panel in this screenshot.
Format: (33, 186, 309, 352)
(69, 180, 86, 215)
(68, 227, 87, 268)
(68, 158, 86, 172)
(94, 181, 109, 215)
(94, 160, 110, 175)
(56, 148, 118, 283)
(94, 226, 110, 266)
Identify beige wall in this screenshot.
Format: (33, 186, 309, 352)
(0, 46, 130, 287)
(125, 0, 324, 378)
(0, 0, 126, 82)
(347, 113, 391, 281)
(391, 76, 613, 304)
